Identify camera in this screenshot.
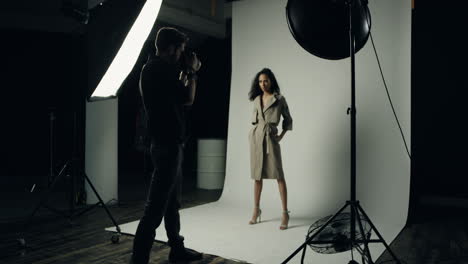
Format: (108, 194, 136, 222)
(179, 47, 199, 73)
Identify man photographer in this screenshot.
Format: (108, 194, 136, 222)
(130, 27, 202, 264)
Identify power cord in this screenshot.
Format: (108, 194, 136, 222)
(368, 31, 412, 160)
(365, 1, 412, 160)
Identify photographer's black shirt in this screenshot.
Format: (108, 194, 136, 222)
(139, 56, 190, 144)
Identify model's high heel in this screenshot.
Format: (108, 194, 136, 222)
(279, 210, 290, 230)
(249, 207, 262, 225)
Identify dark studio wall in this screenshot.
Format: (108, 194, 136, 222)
(409, 2, 468, 223)
(0, 29, 86, 191)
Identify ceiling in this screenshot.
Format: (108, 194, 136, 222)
(0, 0, 235, 38)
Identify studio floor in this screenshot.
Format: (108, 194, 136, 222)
(1, 171, 468, 264)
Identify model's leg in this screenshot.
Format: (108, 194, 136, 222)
(277, 178, 289, 230)
(249, 179, 263, 224)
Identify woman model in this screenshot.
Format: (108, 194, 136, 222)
(248, 68, 293, 230)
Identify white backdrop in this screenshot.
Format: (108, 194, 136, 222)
(85, 98, 118, 204)
(224, 0, 411, 228)
(108, 0, 411, 263)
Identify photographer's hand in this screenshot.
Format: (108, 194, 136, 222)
(179, 71, 188, 86)
(189, 53, 201, 72)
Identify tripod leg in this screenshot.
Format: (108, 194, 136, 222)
(83, 173, 121, 234)
(356, 204, 402, 264)
(281, 202, 350, 264)
(22, 162, 70, 232)
(353, 204, 374, 264)
(19, 162, 70, 247)
(300, 242, 307, 264)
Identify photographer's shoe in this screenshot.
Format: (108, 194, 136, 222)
(127, 255, 136, 264)
(168, 247, 202, 263)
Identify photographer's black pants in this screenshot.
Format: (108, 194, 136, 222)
(132, 141, 184, 264)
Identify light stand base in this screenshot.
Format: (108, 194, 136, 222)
(18, 159, 122, 248)
(282, 200, 401, 264)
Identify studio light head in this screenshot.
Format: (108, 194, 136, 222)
(286, 0, 371, 60)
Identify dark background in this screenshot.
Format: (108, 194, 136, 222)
(0, 0, 467, 225)
(408, 1, 468, 222)
(1, 30, 87, 190)
(0, 0, 231, 197)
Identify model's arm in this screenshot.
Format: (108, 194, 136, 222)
(277, 97, 293, 142)
(278, 129, 287, 140)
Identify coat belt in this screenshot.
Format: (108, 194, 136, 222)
(257, 120, 276, 154)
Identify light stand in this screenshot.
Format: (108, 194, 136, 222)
(283, 0, 402, 263)
(18, 110, 122, 248)
(48, 107, 56, 187)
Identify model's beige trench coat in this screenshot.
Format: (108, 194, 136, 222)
(249, 93, 293, 180)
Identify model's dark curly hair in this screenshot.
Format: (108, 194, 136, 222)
(248, 68, 281, 101)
